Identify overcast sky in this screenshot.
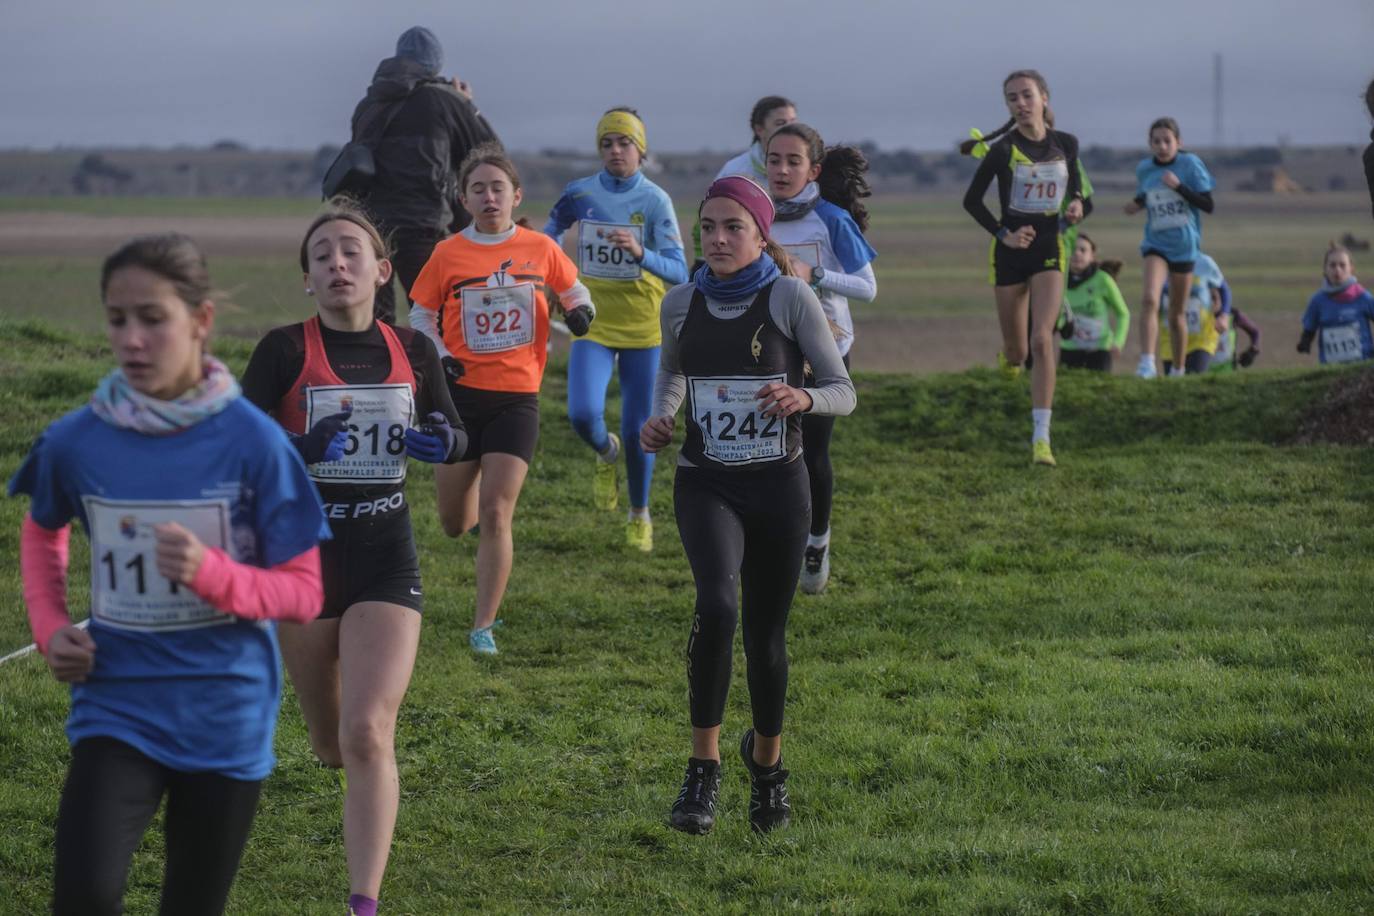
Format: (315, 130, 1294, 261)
(3, 0, 1372, 154)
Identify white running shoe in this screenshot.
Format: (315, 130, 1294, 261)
(799, 545, 830, 594)
(1136, 356, 1158, 380)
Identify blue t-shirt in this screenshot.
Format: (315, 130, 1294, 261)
(9, 397, 329, 780)
(769, 199, 877, 357)
(1136, 152, 1214, 263)
(1301, 285, 1374, 364)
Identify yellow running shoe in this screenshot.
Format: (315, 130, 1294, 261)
(594, 433, 620, 511)
(626, 516, 653, 552)
(997, 352, 1023, 380)
(1032, 440, 1056, 467)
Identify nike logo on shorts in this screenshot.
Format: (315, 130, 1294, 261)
(409, 587, 422, 596)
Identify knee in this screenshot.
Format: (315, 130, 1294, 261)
(1004, 340, 1028, 364)
(568, 408, 600, 441)
(478, 499, 514, 534)
(55, 883, 123, 916)
(1030, 329, 1055, 358)
(311, 740, 344, 770)
(338, 714, 394, 767)
(440, 509, 474, 539)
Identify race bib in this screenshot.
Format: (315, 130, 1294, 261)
(85, 496, 233, 632)
(306, 384, 414, 484)
(1072, 316, 1105, 347)
(1146, 187, 1190, 230)
(1321, 323, 1363, 363)
(1185, 300, 1204, 335)
(782, 242, 822, 270)
(579, 220, 643, 280)
(1010, 160, 1068, 214)
(461, 282, 536, 353)
(689, 374, 786, 466)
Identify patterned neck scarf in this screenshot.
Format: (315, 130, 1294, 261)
(774, 182, 821, 222)
(90, 356, 240, 435)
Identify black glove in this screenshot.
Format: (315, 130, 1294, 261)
(405, 411, 459, 463)
(1238, 346, 1259, 368)
(1059, 319, 1075, 341)
(1296, 330, 1314, 354)
(442, 355, 465, 385)
(293, 408, 352, 465)
(565, 305, 593, 337)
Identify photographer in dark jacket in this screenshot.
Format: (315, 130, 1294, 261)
(354, 26, 501, 322)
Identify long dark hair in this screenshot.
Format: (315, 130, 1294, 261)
(959, 69, 1055, 156)
(767, 123, 872, 232)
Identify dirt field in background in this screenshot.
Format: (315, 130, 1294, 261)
(0, 210, 1308, 374)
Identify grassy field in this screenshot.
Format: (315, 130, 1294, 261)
(1, 318, 1372, 913)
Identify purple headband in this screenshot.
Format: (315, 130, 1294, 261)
(701, 175, 775, 238)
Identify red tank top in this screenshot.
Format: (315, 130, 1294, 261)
(275, 317, 416, 434)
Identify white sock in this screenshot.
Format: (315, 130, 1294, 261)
(597, 434, 620, 462)
(1032, 409, 1052, 443)
(807, 528, 830, 550)
(628, 507, 650, 522)
(1168, 366, 1185, 378)
(1138, 354, 1156, 371)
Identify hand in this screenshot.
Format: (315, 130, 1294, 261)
(788, 257, 814, 283)
(640, 415, 675, 453)
(1123, 200, 1143, 215)
(442, 355, 466, 386)
(405, 411, 458, 463)
(46, 624, 96, 683)
(451, 76, 473, 101)
(1296, 338, 1311, 354)
(1161, 171, 1181, 189)
(1064, 198, 1084, 225)
(1058, 319, 1076, 341)
(1238, 346, 1259, 368)
(606, 229, 644, 262)
(1214, 313, 1229, 334)
(297, 407, 352, 464)
(153, 522, 207, 586)
(755, 382, 813, 418)
(1000, 226, 1036, 249)
(564, 305, 593, 337)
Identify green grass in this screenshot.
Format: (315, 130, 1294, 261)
(1, 319, 1372, 913)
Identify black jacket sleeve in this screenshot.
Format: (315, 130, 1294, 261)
(1060, 132, 1082, 202)
(1174, 185, 1214, 214)
(1363, 141, 1374, 221)
(962, 143, 1006, 236)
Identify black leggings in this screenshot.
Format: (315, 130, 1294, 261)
(53, 737, 263, 916)
(675, 459, 810, 736)
(1059, 349, 1113, 372)
(801, 352, 850, 538)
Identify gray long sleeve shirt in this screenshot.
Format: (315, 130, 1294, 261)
(653, 275, 857, 466)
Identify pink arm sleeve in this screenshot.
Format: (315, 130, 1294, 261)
(189, 546, 324, 624)
(20, 514, 73, 655)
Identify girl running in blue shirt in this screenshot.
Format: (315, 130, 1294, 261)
(764, 122, 876, 593)
(1297, 243, 1374, 364)
(10, 234, 329, 916)
(545, 108, 687, 550)
(1124, 117, 1216, 379)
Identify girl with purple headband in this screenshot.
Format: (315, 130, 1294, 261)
(641, 175, 856, 836)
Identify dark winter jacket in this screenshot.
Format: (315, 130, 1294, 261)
(350, 56, 500, 232)
(1364, 129, 1374, 222)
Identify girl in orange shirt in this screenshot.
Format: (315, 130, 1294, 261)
(409, 144, 595, 654)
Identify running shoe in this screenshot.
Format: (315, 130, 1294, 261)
(626, 517, 653, 552)
(1167, 367, 1186, 378)
(997, 352, 1023, 380)
(1136, 356, 1158, 379)
(469, 624, 499, 655)
(799, 545, 829, 594)
(739, 728, 791, 833)
(669, 757, 722, 835)
(594, 433, 620, 511)
(1032, 440, 1057, 467)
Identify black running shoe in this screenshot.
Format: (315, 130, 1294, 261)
(669, 757, 721, 834)
(739, 728, 791, 833)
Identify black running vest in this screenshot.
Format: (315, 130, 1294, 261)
(678, 281, 806, 470)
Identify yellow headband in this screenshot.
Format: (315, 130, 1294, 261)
(596, 111, 647, 154)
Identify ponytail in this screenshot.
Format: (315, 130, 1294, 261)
(960, 118, 1014, 156)
(764, 238, 796, 277)
(1099, 259, 1124, 279)
(818, 145, 872, 232)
